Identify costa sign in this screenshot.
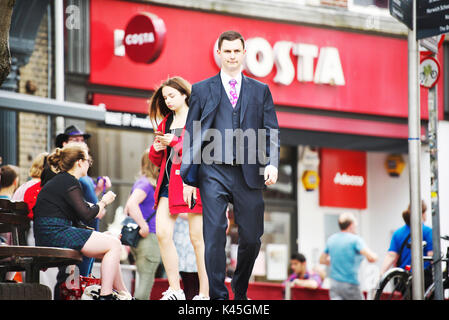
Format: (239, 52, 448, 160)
(90, 0, 444, 119)
(319, 148, 367, 209)
(214, 37, 345, 86)
(124, 12, 166, 64)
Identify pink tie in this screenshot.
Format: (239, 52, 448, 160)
(229, 79, 238, 108)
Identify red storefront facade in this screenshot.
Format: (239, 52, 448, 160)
(89, 0, 444, 122)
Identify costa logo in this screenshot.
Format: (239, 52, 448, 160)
(125, 32, 155, 46)
(124, 12, 166, 64)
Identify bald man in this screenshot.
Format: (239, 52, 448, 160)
(320, 212, 377, 300)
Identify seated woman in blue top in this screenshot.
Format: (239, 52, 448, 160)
(33, 143, 132, 300)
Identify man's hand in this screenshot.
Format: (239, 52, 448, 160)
(183, 184, 197, 208)
(264, 165, 278, 186)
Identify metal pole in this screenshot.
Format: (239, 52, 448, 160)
(428, 83, 443, 300)
(408, 0, 424, 300)
(47, 3, 53, 152)
(284, 279, 291, 300)
(54, 0, 65, 134)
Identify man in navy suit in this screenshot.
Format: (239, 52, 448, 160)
(180, 30, 280, 300)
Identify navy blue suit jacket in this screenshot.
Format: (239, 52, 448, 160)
(180, 72, 280, 190)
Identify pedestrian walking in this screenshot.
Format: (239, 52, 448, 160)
(380, 200, 433, 289)
(319, 212, 378, 300)
(148, 76, 209, 300)
(180, 30, 280, 300)
(173, 214, 200, 300)
(124, 149, 161, 300)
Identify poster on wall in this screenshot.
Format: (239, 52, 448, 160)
(319, 148, 367, 209)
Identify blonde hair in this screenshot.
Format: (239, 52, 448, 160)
(140, 149, 158, 187)
(47, 143, 89, 172)
(29, 152, 49, 179)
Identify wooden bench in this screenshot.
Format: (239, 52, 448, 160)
(0, 199, 30, 245)
(0, 245, 82, 283)
(0, 199, 83, 299)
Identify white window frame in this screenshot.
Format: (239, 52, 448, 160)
(256, 0, 307, 5)
(347, 0, 389, 16)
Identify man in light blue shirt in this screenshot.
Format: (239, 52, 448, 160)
(320, 212, 378, 300)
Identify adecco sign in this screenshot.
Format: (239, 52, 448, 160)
(123, 12, 166, 64)
(319, 148, 367, 209)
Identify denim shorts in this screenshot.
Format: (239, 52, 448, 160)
(159, 183, 169, 198)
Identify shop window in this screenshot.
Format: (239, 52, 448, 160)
(348, 0, 388, 11)
(351, 0, 387, 8)
(85, 123, 155, 235)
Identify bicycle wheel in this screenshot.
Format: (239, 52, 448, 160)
(374, 268, 411, 300)
(425, 276, 449, 300)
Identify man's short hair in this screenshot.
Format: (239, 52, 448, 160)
(291, 252, 306, 263)
(402, 200, 427, 226)
(338, 212, 355, 230)
(218, 30, 245, 50)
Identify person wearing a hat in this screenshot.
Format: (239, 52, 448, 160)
(55, 125, 92, 149)
(54, 125, 112, 298)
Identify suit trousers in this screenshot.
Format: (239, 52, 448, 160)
(199, 163, 264, 300)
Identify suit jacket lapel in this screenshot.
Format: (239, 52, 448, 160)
(240, 74, 251, 125)
(200, 73, 221, 122)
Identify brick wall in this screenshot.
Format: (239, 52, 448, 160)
(16, 13, 51, 184)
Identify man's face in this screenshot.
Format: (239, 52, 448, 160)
(290, 259, 305, 276)
(217, 39, 246, 74)
(63, 135, 86, 147)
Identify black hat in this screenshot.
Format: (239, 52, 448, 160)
(55, 125, 91, 148)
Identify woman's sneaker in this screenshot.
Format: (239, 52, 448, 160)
(113, 290, 134, 300)
(160, 287, 186, 300)
(94, 293, 119, 300)
(81, 285, 102, 300)
(192, 294, 210, 300)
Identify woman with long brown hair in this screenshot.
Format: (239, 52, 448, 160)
(148, 76, 209, 300)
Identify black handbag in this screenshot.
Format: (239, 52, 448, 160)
(120, 212, 155, 247)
